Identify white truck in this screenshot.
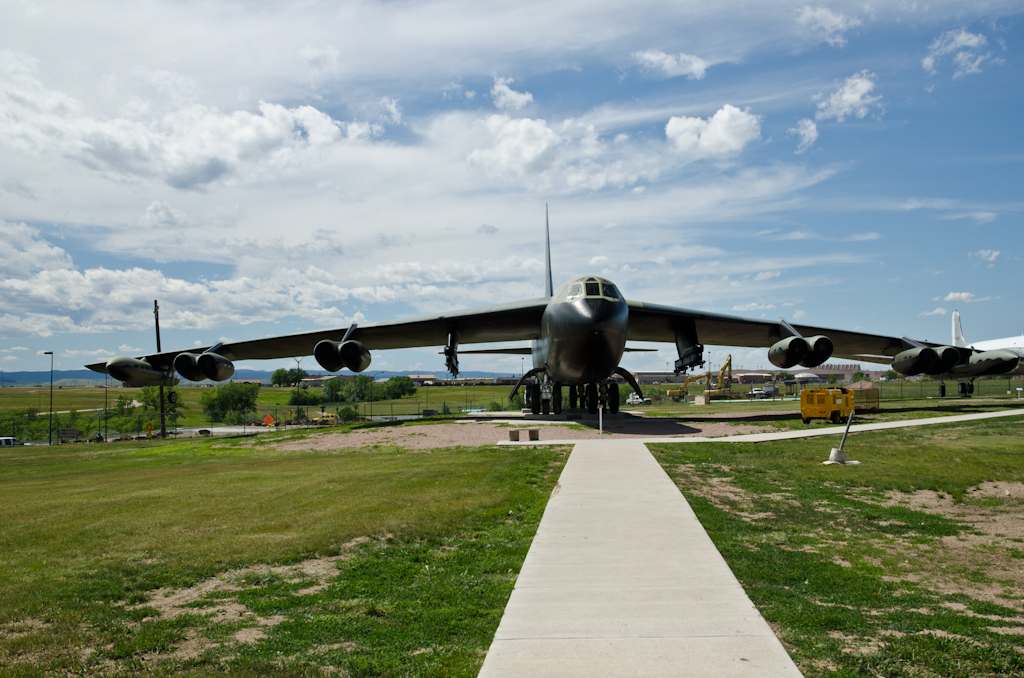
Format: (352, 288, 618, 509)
(626, 393, 652, 406)
(747, 385, 780, 399)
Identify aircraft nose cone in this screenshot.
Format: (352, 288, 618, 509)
(580, 298, 622, 328)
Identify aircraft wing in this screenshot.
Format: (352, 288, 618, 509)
(86, 297, 550, 374)
(626, 300, 907, 364)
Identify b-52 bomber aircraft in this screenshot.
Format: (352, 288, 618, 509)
(87, 210, 1020, 412)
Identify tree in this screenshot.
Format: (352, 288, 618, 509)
(852, 371, 868, 383)
(271, 368, 289, 387)
(346, 375, 376, 402)
(384, 376, 417, 399)
(323, 378, 347, 403)
(827, 375, 838, 384)
(114, 393, 135, 416)
(288, 388, 325, 406)
(198, 383, 260, 422)
(271, 367, 308, 387)
(882, 370, 901, 381)
(138, 386, 186, 414)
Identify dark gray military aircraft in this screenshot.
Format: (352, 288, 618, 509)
(87, 210, 1020, 411)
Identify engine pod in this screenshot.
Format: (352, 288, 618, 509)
(768, 336, 809, 369)
(923, 346, 961, 375)
(798, 335, 834, 368)
(892, 346, 938, 376)
(197, 352, 235, 381)
(106, 356, 179, 386)
(314, 339, 372, 373)
(173, 352, 204, 381)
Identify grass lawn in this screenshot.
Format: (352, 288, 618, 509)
(0, 431, 568, 676)
(651, 414, 1024, 676)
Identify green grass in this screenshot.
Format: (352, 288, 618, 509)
(0, 431, 567, 676)
(651, 414, 1024, 676)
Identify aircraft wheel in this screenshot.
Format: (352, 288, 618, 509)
(530, 384, 541, 415)
(608, 383, 619, 414)
(552, 385, 562, 414)
(968, 382, 974, 394)
(568, 385, 578, 409)
(168, 391, 178, 404)
(802, 418, 811, 425)
(586, 383, 598, 414)
(542, 399, 550, 415)
(830, 411, 840, 424)
(939, 383, 945, 398)
(958, 382, 967, 397)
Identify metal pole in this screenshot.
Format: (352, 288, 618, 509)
(599, 403, 603, 439)
(45, 351, 53, 445)
(154, 301, 167, 438)
(839, 409, 855, 450)
(104, 374, 108, 441)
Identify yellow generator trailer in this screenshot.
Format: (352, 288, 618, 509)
(800, 388, 854, 424)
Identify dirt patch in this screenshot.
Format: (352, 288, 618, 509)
(257, 417, 773, 452)
(672, 464, 792, 522)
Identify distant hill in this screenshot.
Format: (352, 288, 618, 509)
(0, 368, 518, 387)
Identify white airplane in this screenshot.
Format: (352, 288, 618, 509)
(944, 310, 1024, 395)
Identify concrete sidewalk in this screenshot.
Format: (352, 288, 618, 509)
(478, 440, 803, 677)
(496, 407, 1024, 446)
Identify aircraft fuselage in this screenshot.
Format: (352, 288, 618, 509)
(532, 276, 628, 385)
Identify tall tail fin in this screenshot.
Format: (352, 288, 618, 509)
(952, 309, 967, 347)
(544, 204, 553, 298)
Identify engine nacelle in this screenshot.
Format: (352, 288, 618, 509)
(768, 336, 809, 369)
(949, 349, 1020, 378)
(923, 346, 961, 375)
(197, 352, 235, 381)
(798, 335, 834, 368)
(314, 339, 372, 373)
(891, 346, 938, 376)
(173, 352, 204, 382)
(106, 356, 179, 386)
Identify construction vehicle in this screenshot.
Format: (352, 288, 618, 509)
(800, 388, 854, 424)
(667, 355, 739, 403)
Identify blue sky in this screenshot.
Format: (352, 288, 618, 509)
(1, 0, 1021, 377)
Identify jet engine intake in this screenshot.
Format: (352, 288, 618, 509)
(197, 352, 235, 381)
(892, 346, 938, 376)
(768, 336, 809, 369)
(105, 356, 179, 386)
(798, 335, 834, 368)
(923, 346, 961, 375)
(314, 339, 372, 373)
(173, 352, 204, 382)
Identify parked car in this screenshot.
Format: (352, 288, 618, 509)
(625, 393, 652, 406)
(1, 437, 27, 446)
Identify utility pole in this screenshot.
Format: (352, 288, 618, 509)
(45, 351, 53, 445)
(154, 301, 167, 437)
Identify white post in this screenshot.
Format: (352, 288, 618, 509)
(599, 404, 603, 440)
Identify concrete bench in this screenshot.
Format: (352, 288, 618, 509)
(508, 428, 540, 442)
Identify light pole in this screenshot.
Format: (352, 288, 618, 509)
(45, 351, 53, 445)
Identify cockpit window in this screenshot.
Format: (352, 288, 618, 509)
(585, 282, 601, 296)
(566, 283, 583, 300)
(602, 283, 619, 299)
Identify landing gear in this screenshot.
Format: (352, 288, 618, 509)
(586, 383, 599, 414)
(552, 385, 562, 414)
(608, 383, 620, 414)
(957, 381, 973, 397)
(568, 385, 578, 409)
(529, 383, 541, 415)
(168, 390, 178, 404)
(939, 383, 945, 398)
(968, 381, 974, 395)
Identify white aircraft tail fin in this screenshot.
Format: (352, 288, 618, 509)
(544, 204, 553, 298)
(952, 309, 967, 347)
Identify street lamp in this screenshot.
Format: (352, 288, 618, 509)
(44, 351, 53, 445)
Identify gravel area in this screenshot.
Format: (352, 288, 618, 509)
(269, 416, 775, 451)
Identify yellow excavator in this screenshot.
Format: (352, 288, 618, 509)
(666, 355, 737, 403)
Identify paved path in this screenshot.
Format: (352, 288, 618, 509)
(496, 407, 1024, 446)
(478, 440, 803, 678)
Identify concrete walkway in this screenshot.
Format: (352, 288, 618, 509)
(478, 440, 803, 678)
(496, 407, 1024, 446)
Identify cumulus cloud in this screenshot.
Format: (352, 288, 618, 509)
(942, 291, 991, 303)
(919, 307, 947, 316)
(788, 118, 818, 153)
(792, 310, 807, 320)
(491, 77, 533, 111)
(970, 249, 999, 262)
(815, 71, 882, 122)
(380, 97, 402, 124)
(843, 232, 880, 242)
(665, 105, 761, 159)
(796, 6, 861, 47)
(0, 51, 380, 190)
(61, 348, 116, 358)
(939, 211, 997, 223)
(141, 200, 189, 228)
(753, 271, 780, 281)
(923, 28, 997, 78)
(118, 344, 143, 352)
(732, 302, 777, 311)
(632, 49, 708, 79)
(477, 224, 498, 234)
(0, 346, 28, 352)
(0, 220, 75, 278)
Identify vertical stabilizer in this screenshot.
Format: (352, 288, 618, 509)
(952, 310, 967, 347)
(544, 204, 553, 298)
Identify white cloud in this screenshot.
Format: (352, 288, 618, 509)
(939, 211, 997, 224)
(0, 346, 28, 352)
(491, 77, 533, 111)
(380, 97, 402, 124)
(665, 105, 761, 159)
(815, 71, 882, 122)
(632, 50, 708, 80)
(970, 249, 999, 262)
(118, 344, 143, 352)
(731, 302, 776, 311)
(796, 6, 861, 47)
(753, 271, 781, 281)
(788, 118, 818, 153)
(61, 348, 116, 358)
(141, 200, 188, 228)
(792, 310, 806, 320)
(919, 307, 947, 316)
(843, 232, 880, 242)
(2, 355, 17, 362)
(589, 255, 611, 267)
(943, 291, 991, 303)
(477, 224, 498, 234)
(923, 28, 995, 78)
(0, 51, 380, 190)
